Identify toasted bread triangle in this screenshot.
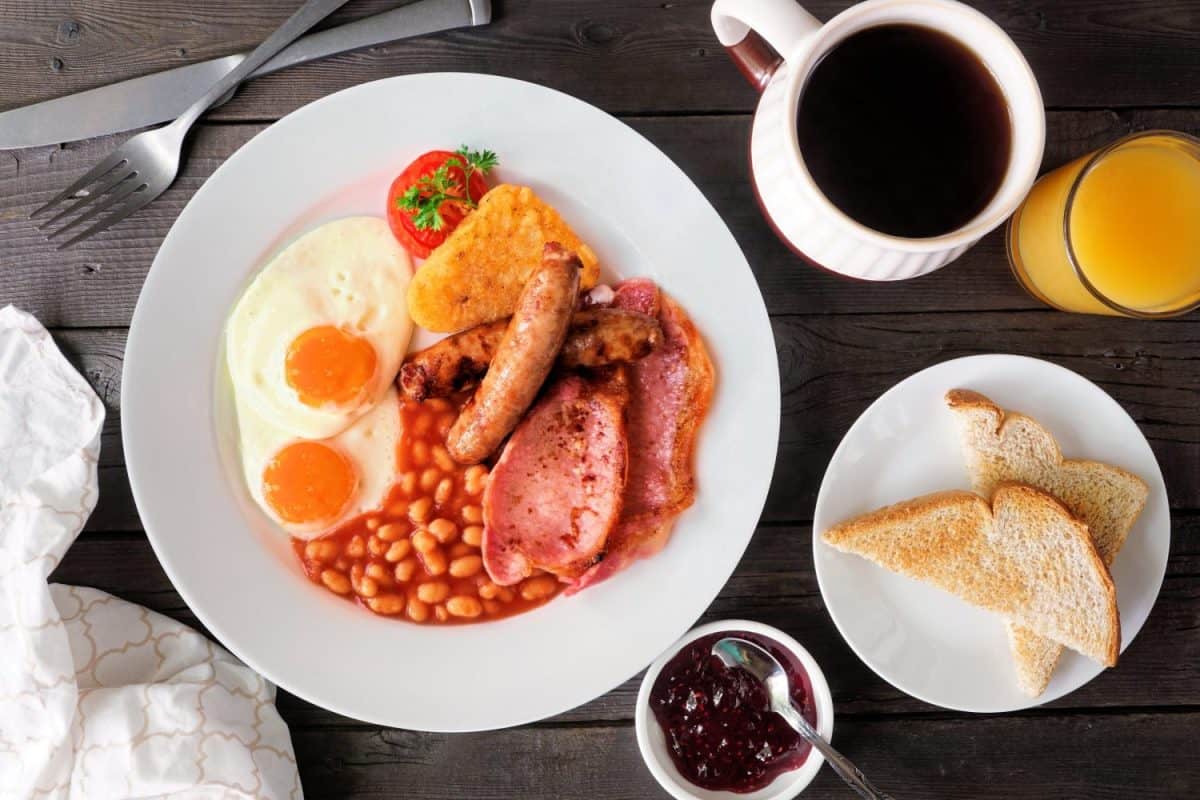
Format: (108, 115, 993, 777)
(822, 485, 1120, 668)
(946, 389, 1146, 694)
(946, 390, 1148, 561)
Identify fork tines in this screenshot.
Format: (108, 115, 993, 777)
(31, 152, 152, 249)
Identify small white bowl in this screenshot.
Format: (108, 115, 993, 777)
(635, 620, 835, 800)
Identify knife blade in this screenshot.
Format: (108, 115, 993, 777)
(0, 0, 490, 150)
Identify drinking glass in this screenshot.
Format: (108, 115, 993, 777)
(1008, 130, 1200, 318)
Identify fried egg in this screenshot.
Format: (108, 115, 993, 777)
(235, 385, 402, 538)
(226, 216, 413, 440)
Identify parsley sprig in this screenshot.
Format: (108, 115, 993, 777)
(397, 146, 499, 231)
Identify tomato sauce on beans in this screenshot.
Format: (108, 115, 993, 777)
(291, 397, 562, 624)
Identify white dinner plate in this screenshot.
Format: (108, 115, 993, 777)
(813, 354, 1169, 713)
(122, 74, 779, 731)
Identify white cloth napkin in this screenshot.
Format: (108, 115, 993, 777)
(0, 306, 302, 799)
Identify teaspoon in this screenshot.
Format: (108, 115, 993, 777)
(712, 637, 896, 800)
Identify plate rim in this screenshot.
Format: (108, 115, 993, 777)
(811, 352, 1169, 713)
(121, 72, 781, 730)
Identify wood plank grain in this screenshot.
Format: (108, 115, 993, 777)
(54, 306, 1200, 531)
(766, 311, 1200, 521)
(2, 1, 1199, 118)
(51, 515, 1200, 725)
(5, 108, 1200, 326)
(287, 711, 1200, 798)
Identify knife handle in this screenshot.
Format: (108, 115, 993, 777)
(251, 0, 492, 78)
(176, 0, 351, 129)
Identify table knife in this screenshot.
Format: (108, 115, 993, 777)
(0, 0, 490, 150)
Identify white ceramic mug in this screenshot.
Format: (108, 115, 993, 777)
(711, 0, 1045, 281)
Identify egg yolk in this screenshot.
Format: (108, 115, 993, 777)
(262, 440, 357, 525)
(285, 325, 377, 408)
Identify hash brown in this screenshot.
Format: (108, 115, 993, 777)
(407, 184, 600, 332)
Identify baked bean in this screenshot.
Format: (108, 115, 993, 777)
(428, 518, 458, 544)
(378, 522, 404, 542)
(420, 467, 441, 492)
(417, 581, 450, 603)
(385, 539, 413, 562)
(405, 595, 429, 622)
(299, 394, 565, 626)
(462, 525, 484, 547)
(320, 569, 351, 594)
(461, 525, 484, 547)
(365, 562, 393, 586)
(305, 539, 338, 563)
(464, 465, 489, 496)
(422, 548, 448, 576)
(409, 496, 433, 523)
(394, 557, 418, 582)
(369, 593, 405, 615)
(520, 575, 558, 601)
(412, 530, 437, 554)
(450, 555, 483, 578)
(432, 444, 456, 472)
(447, 596, 483, 618)
(413, 412, 433, 436)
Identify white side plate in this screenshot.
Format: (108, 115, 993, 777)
(813, 354, 1169, 712)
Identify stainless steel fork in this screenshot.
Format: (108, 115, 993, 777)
(31, 0, 351, 249)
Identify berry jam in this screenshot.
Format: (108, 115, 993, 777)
(649, 631, 817, 793)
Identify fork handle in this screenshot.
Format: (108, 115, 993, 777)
(172, 0, 352, 131)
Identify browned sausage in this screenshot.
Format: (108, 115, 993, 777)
(398, 318, 508, 402)
(398, 308, 661, 402)
(559, 309, 662, 368)
(446, 243, 582, 464)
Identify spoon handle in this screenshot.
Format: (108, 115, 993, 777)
(777, 703, 896, 800)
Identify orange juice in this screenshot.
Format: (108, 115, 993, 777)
(1008, 131, 1200, 317)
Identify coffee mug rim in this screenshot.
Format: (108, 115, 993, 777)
(778, 0, 1046, 253)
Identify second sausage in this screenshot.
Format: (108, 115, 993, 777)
(446, 242, 582, 464)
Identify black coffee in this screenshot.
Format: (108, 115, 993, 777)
(796, 24, 1012, 239)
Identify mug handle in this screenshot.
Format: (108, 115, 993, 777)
(711, 0, 821, 91)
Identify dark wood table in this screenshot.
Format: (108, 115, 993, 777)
(3, 1, 1198, 797)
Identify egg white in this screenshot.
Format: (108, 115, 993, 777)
(226, 216, 413, 440)
(235, 385, 402, 539)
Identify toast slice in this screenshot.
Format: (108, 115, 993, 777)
(822, 485, 1120, 668)
(947, 390, 1146, 694)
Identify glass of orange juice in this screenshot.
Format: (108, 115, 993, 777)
(1008, 130, 1200, 317)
